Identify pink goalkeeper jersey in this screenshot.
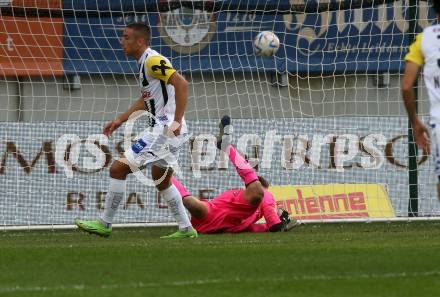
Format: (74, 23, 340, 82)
(191, 189, 281, 234)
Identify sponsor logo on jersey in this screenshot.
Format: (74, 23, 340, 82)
(131, 139, 147, 154)
(158, 115, 168, 123)
(142, 90, 152, 99)
(151, 59, 172, 76)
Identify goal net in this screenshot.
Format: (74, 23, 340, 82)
(0, 0, 438, 228)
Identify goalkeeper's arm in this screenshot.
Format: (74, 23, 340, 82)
(262, 203, 284, 232)
(268, 209, 291, 232)
(247, 204, 291, 233)
(261, 198, 296, 232)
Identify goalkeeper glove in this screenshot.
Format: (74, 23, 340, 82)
(269, 208, 299, 232)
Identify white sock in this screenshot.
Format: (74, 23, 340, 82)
(160, 184, 193, 231)
(100, 178, 126, 227)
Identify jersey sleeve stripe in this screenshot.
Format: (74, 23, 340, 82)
(160, 80, 169, 106)
(141, 63, 149, 86)
(146, 99, 156, 126)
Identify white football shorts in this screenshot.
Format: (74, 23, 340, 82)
(124, 126, 189, 169)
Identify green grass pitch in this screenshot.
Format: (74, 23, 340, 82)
(1, 222, 439, 297)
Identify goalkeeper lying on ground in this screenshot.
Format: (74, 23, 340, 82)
(171, 116, 297, 233)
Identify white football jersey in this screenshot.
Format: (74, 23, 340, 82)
(137, 48, 187, 132)
(405, 25, 440, 122)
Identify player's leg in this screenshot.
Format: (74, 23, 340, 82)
(152, 165, 198, 238)
(75, 129, 168, 237)
(171, 176, 208, 220)
(183, 197, 208, 220)
(75, 158, 132, 237)
(217, 116, 263, 206)
(128, 128, 197, 238)
(101, 158, 132, 224)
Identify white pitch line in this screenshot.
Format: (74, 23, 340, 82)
(1, 271, 439, 293)
(3, 217, 440, 231)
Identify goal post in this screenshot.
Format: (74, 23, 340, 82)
(0, 0, 439, 229)
(406, 0, 420, 217)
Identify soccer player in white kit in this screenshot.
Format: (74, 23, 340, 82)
(75, 23, 197, 238)
(402, 1, 440, 200)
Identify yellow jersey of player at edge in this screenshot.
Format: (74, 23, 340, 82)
(405, 24, 440, 122)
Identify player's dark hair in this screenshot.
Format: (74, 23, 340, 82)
(258, 176, 270, 189)
(433, 0, 440, 14)
(126, 23, 151, 43)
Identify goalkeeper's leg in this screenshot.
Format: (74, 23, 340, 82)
(171, 176, 208, 220)
(217, 116, 263, 206)
(153, 165, 198, 239)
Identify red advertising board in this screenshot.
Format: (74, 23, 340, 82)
(7, 0, 61, 9)
(0, 16, 63, 76)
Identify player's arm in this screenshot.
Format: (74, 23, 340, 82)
(401, 33, 430, 152)
(402, 62, 422, 125)
(147, 55, 188, 136)
(168, 72, 189, 135)
(247, 205, 293, 233)
(260, 195, 284, 232)
(103, 96, 144, 136)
